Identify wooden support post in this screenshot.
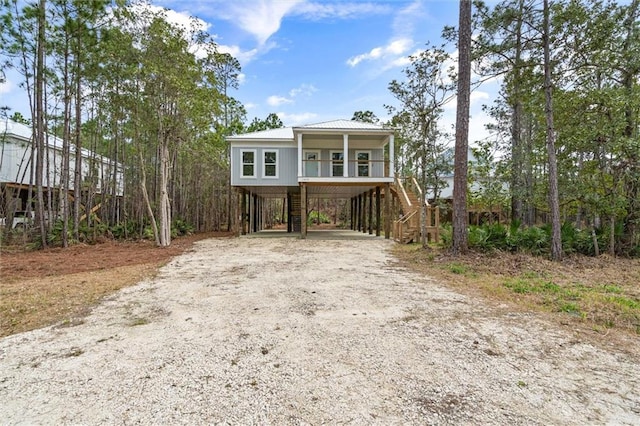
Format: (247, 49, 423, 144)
(241, 190, 247, 235)
(357, 194, 362, 231)
(362, 192, 368, 234)
(384, 183, 391, 239)
(361, 192, 366, 233)
(435, 205, 440, 242)
(353, 197, 357, 231)
(287, 192, 292, 233)
(368, 189, 373, 235)
(252, 194, 258, 233)
(301, 183, 307, 239)
(352, 197, 357, 230)
(236, 190, 242, 236)
(351, 198, 355, 230)
(390, 190, 395, 238)
(375, 186, 381, 237)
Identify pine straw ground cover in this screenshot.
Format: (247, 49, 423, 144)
(393, 244, 640, 335)
(0, 232, 231, 338)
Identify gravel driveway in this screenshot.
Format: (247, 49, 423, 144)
(1, 234, 639, 424)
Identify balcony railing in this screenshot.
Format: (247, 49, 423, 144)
(301, 159, 391, 178)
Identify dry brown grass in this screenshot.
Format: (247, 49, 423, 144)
(393, 244, 640, 335)
(0, 232, 231, 337)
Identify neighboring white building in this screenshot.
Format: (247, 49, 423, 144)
(0, 118, 123, 219)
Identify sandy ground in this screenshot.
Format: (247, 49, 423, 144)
(1, 233, 639, 424)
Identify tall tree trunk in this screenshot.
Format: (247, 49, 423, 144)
(543, 0, 562, 261)
(34, 0, 47, 248)
(452, 0, 472, 255)
(510, 0, 525, 225)
(61, 29, 71, 248)
(73, 26, 83, 241)
(138, 150, 160, 246)
(158, 140, 171, 247)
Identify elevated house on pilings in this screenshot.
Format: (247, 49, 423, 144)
(0, 118, 124, 226)
(228, 119, 405, 239)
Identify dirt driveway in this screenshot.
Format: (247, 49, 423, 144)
(1, 234, 639, 424)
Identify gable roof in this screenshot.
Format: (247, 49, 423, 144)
(226, 127, 294, 141)
(298, 119, 387, 131)
(226, 119, 391, 142)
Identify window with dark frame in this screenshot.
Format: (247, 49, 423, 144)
(241, 150, 255, 177)
(357, 151, 370, 177)
(331, 151, 344, 177)
(264, 150, 278, 178)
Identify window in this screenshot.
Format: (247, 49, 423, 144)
(331, 151, 344, 177)
(356, 151, 371, 177)
(263, 150, 278, 178)
(241, 150, 256, 178)
(304, 151, 321, 177)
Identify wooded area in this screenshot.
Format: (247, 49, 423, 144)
(1, 0, 639, 257)
(385, 0, 639, 257)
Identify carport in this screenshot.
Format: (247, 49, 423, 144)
(236, 182, 392, 239)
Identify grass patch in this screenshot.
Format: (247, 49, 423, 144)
(128, 317, 151, 327)
(393, 245, 640, 334)
(0, 264, 158, 337)
(448, 263, 468, 275)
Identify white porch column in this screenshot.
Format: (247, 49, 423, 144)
(389, 134, 395, 178)
(343, 133, 349, 177)
(297, 133, 303, 177)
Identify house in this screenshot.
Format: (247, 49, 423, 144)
(228, 119, 397, 238)
(0, 118, 123, 224)
(425, 147, 508, 225)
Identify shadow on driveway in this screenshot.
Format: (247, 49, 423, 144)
(242, 229, 385, 240)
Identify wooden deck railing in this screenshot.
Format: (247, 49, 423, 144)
(301, 159, 391, 178)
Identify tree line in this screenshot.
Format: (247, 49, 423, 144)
(2, 0, 638, 258)
(1, 0, 284, 248)
(381, 0, 638, 258)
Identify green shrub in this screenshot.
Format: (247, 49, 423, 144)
(507, 225, 549, 255)
(172, 219, 194, 236)
(307, 211, 331, 225)
(439, 223, 452, 247)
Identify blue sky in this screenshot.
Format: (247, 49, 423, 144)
(1, 0, 498, 142)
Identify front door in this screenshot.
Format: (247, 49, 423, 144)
(304, 151, 320, 177)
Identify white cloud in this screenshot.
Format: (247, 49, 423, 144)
(293, 2, 392, 20)
(471, 90, 490, 104)
(267, 95, 293, 107)
(193, 0, 391, 59)
(289, 83, 317, 98)
(277, 112, 318, 126)
(267, 83, 316, 108)
(128, 3, 210, 34)
(392, 0, 426, 39)
(222, 0, 304, 45)
(345, 1, 428, 71)
(217, 44, 261, 64)
(346, 38, 413, 67)
(443, 90, 491, 112)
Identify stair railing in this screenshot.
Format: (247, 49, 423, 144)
(395, 176, 413, 209)
(394, 209, 418, 243)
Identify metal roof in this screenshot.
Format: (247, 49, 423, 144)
(1, 118, 122, 167)
(227, 119, 392, 142)
(226, 127, 294, 141)
(298, 119, 388, 131)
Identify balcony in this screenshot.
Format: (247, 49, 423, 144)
(298, 158, 394, 184)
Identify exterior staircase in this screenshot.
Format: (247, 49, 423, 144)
(393, 177, 422, 244)
(391, 177, 441, 244)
